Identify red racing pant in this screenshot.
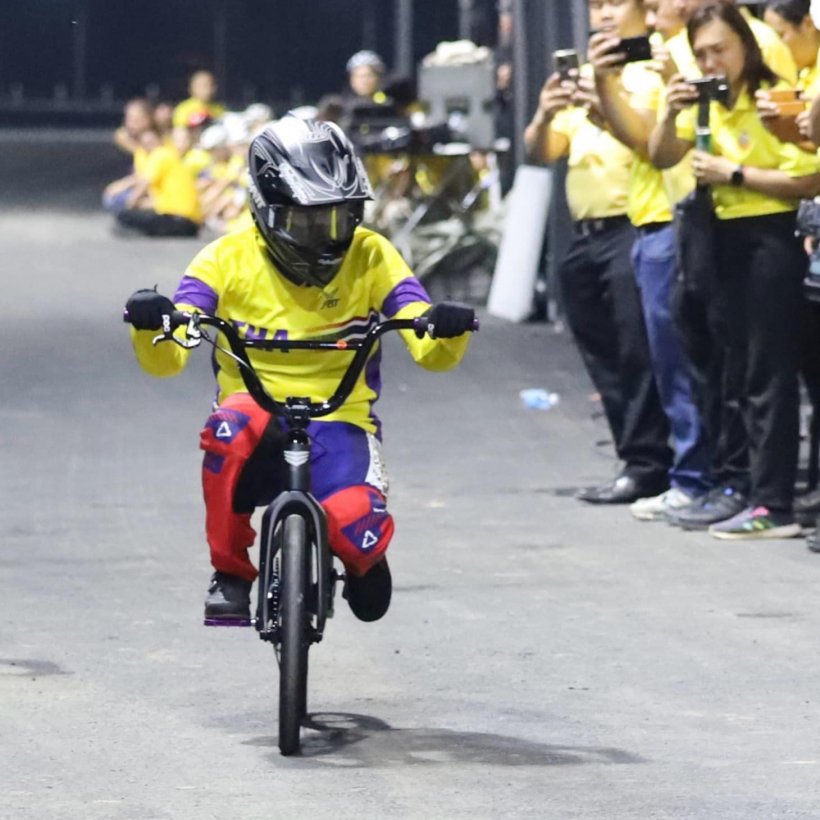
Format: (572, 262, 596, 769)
(199, 393, 394, 582)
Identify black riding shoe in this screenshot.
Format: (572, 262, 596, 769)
(343, 559, 392, 622)
(204, 571, 252, 622)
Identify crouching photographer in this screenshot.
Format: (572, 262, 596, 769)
(649, 0, 820, 539)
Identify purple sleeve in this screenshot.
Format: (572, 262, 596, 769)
(173, 276, 218, 313)
(381, 277, 431, 318)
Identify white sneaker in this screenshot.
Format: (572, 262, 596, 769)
(630, 487, 694, 522)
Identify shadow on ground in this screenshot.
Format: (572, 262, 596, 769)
(243, 712, 646, 767)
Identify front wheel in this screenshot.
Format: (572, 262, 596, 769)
(278, 513, 310, 756)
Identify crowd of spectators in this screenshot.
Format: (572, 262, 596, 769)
(103, 40, 508, 242)
(526, 0, 820, 548)
(103, 70, 271, 237)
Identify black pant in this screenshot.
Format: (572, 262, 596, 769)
(117, 209, 200, 237)
(714, 212, 804, 510)
(558, 220, 672, 484)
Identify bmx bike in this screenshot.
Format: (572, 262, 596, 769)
(131, 307, 477, 755)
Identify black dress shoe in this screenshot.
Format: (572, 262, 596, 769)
(576, 475, 666, 505)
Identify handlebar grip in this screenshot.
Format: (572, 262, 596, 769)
(412, 314, 480, 339)
(121, 309, 189, 330)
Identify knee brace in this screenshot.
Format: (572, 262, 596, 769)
(322, 485, 395, 577)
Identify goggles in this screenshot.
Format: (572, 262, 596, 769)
(267, 203, 363, 248)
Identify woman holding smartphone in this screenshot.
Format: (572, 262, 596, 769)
(650, 0, 820, 538)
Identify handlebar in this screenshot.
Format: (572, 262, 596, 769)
(125, 309, 478, 419)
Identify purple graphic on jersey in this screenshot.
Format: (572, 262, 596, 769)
(174, 276, 218, 313)
(341, 501, 389, 554)
(232, 321, 269, 341)
(205, 408, 251, 444)
(381, 277, 430, 318)
(202, 453, 225, 474)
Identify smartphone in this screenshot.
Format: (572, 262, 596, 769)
(614, 35, 652, 64)
(553, 49, 580, 81)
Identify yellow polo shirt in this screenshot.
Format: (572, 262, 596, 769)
(172, 98, 226, 128)
(675, 86, 820, 219)
(549, 65, 632, 219)
(667, 14, 797, 84)
(142, 145, 203, 222)
(623, 62, 694, 225)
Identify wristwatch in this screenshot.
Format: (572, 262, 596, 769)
(730, 165, 745, 187)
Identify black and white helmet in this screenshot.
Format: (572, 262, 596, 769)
(247, 115, 373, 288)
(346, 50, 385, 74)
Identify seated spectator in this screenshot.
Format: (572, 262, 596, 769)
(116, 127, 203, 237)
(172, 70, 225, 129)
(104, 106, 158, 213)
(153, 100, 175, 143)
(113, 98, 154, 156)
(197, 121, 249, 233)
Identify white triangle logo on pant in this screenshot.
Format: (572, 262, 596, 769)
(362, 530, 378, 551)
(216, 421, 232, 439)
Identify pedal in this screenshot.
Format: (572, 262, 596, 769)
(203, 617, 252, 628)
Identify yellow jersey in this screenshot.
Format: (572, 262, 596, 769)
(130, 226, 469, 434)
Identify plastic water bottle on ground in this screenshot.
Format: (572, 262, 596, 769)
(519, 388, 560, 410)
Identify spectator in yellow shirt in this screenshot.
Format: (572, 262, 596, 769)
(523, 0, 673, 505)
(668, 0, 798, 82)
(172, 70, 225, 129)
(650, 0, 820, 538)
(116, 128, 203, 237)
(592, 0, 711, 522)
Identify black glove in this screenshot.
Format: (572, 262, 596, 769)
(420, 302, 475, 339)
(125, 288, 175, 331)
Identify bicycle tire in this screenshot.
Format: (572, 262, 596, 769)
(278, 513, 310, 756)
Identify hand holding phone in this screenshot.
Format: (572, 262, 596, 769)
(613, 35, 652, 64)
(553, 49, 579, 82)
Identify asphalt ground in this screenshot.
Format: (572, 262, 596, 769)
(2, 133, 820, 819)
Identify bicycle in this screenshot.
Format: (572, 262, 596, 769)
(129, 307, 477, 755)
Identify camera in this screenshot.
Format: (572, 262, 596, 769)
(613, 35, 652, 64)
(553, 49, 579, 81)
(688, 75, 730, 106)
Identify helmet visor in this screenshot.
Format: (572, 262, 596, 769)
(270, 203, 362, 249)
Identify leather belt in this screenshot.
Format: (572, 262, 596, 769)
(573, 215, 630, 238)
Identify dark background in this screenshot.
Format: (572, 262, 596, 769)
(0, 0, 499, 109)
